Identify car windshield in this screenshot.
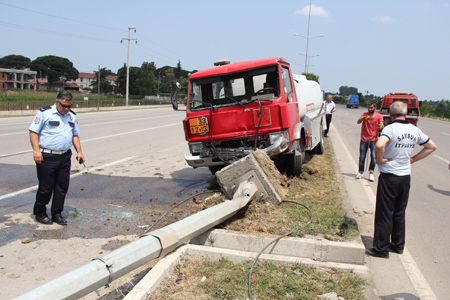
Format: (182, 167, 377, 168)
(188, 66, 279, 110)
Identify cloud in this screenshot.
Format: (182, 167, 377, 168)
(372, 16, 397, 23)
(295, 4, 329, 17)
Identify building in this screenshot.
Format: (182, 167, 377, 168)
(0, 68, 37, 90)
(36, 78, 80, 91)
(66, 73, 117, 91)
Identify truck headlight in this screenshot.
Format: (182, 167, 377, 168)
(188, 142, 204, 154)
(269, 131, 289, 152)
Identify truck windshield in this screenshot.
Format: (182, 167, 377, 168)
(188, 66, 279, 110)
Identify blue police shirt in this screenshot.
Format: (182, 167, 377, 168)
(29, 104, 80, 151)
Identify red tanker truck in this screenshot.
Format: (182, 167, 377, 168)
(171, 57, 326, 176)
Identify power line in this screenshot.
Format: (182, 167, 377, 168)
(0, 1, 124, 32)
(0, 21, 117, 43)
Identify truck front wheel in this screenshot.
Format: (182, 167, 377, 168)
(292, 150, 304, 176)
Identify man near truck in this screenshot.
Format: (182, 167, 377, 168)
(366, 101, 437, 258)
(319, 95, 336, 137)
(356, 101, 384, 181)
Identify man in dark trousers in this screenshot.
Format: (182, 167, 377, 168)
(319, 95, 336, 137)
(29, 91, 85, 225)
(366, 101, 436, 258)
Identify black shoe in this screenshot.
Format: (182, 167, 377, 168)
(35, 212, 53, 225)
(366, 248, 389, 258)
(390, 247, 404, 254)
(52, 213, 67, 225)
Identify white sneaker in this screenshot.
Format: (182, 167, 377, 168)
(368, 174, 374, 182)
(356, 173, 363, 179)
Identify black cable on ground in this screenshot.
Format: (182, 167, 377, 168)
(248, 200, 313, 300)
(140, 190, 221, 236)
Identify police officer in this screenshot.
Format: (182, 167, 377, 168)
(29, 90, 85, 225)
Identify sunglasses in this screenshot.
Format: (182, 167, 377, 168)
(58, 101, 72, 109)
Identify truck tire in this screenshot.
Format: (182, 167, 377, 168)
(314, 132, 325, 155)
(292, 150, 304, 176)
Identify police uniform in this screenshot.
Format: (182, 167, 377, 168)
(373, 120, 430, 254)
(29, 104, 80, 217)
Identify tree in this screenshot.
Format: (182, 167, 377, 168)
(116, 64, 142, 96)
(302, 72, 320, 84)
(91, 68, 115, 94)
(136, 62, 157, 97)
(161, 68, 176, 93)
(30, 55, 78, 90)
(339, 86, 358, 96)
(0, 54, 31, 69)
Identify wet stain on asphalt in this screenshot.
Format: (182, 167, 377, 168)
(0, 173, 216, 247)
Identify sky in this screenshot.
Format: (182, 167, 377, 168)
(1, 0, 449, 100)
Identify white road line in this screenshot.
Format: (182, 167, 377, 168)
(332, 125, 438, 300)
(433, 155, 450, 163)
(0, 122, 180, 158)
(0, 156, 135, 201)
(442, 132, 450, 136)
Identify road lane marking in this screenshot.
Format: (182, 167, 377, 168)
(0, 156, 135, 201)
(0, 122, 180, 158)
(433, 155, 449, 163)
(332, 125, 438, 300)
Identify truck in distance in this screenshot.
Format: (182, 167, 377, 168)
(346, 94, 359, 108)
(379, 92, 420, 126)
(171, 57, 326, 176)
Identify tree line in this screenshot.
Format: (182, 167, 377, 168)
(0, 54, 194, 97)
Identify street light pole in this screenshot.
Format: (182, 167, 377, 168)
(305, 0, 312, 74)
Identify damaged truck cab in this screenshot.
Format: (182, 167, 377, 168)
(173, 57, 325, 176)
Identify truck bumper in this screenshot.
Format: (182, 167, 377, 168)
(184, 130, 289, 168)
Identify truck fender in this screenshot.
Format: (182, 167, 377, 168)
(294, 122, 305, 141)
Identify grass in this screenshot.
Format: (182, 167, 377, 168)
(218, 138, 359, 242)
(149, 257, 366, 300)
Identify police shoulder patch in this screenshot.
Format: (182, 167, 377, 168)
(40, 105, 51, 112)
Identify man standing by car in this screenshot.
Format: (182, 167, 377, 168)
(366, 101, 437, 258)
(29, 91, 85, 225)
(319, 95, 336, 137)
(356, 101, 384, 181)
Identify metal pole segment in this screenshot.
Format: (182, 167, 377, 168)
(13, 180, 260, 300)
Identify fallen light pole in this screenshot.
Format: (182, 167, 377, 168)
(14, 167, 271, 300)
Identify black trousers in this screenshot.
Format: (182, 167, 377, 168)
(325, 114, 332, 135)
(33, 150, 72, 215)
(373, 172, 411, 253)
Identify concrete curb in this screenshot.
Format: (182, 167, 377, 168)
(124, 243, 371, 300)
(191, 229, 366, 265)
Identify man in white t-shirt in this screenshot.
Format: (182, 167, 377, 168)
(366, 101, 437, 258)
(319, 95, 336, 137)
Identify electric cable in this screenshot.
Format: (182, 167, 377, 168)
(248, 200, 313, 300)
(254, 100, 263, 150)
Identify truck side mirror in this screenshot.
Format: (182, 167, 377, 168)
(170, 81, 180, 111)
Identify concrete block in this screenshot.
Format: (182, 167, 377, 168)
(216, 150, 288, 204)
(191, 229, 366, 265)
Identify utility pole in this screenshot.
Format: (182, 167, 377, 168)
(121, 28, 137, 106)
(97, 65, 100, 110)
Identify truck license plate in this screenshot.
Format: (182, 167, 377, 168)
(189, 117, 209, 134)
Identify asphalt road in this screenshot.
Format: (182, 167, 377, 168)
(0, 107, 215, 247)
(331, 104, 450, 300)
(1, 105, 449, 299)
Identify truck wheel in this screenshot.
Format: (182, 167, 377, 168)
(292, 150, 303, 176)
(314, 133, 325, 155)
